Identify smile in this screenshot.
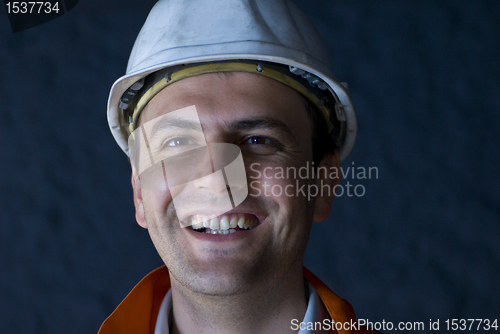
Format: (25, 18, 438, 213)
(188, 213, 260, 235)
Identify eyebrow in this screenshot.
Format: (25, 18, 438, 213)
(146, 116, 297, 144)
(148, 118, 203, 139)
(228, 117, 296, 142)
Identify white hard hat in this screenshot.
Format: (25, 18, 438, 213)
(107, 0, 357, 161)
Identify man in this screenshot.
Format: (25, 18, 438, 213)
(99, 0, 374, 333)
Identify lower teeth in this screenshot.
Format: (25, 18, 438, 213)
(204, 228, 236, 234)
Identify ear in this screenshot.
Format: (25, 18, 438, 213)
(312, 148, 341, 222)
(131, 164, 148, 229)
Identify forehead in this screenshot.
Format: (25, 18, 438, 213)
(139, 72, 310, 130)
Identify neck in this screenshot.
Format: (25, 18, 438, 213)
(169, 265, 307, 334)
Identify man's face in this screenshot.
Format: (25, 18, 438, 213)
(132, 72, 327, 296)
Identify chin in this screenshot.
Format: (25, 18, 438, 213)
(169, 255, 270, 297)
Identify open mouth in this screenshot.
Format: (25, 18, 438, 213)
(188, 214, 260, 235)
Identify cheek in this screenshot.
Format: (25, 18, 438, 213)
(137, 160, 175, 209)
(247, 162, 306, 201)
(141, 186, 173, 217)
(247, 160, 317, 218)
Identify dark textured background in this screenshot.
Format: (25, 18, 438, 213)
(1, 0, 499, 333)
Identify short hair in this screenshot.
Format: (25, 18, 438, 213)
(306, 100, 337, 165)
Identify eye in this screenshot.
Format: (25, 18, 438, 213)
(241, 135, 283, 154)
(165, 137, 192, 147)
(162, 136, 199, 149)
(245, 136, 273, 145)
(151, 135, 203, 161)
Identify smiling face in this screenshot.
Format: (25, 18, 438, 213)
(131, 72, 335, 296)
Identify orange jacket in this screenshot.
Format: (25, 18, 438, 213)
(98, 266, 374, 333)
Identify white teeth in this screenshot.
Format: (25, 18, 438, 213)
(204, 228, 236, 234)
(210, 217, 220, 229)
(191, 219, 203, 230)
(220, 216, 229, 230)
(237, 216, 246, 229)
(237, 216, 257, 229)
(191, 214, 259, 232)
(229, 216, 238, 228)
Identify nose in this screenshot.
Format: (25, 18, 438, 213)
(192, 143, 248, 202)
(169, 143, 248, 212)
(219, 148, 248, 206)
(192, 169, 229, 193)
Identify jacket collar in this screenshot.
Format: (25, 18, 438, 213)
(98, 266, 362, 334)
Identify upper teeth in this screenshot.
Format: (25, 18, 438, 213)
(190, 214, 258, 231)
